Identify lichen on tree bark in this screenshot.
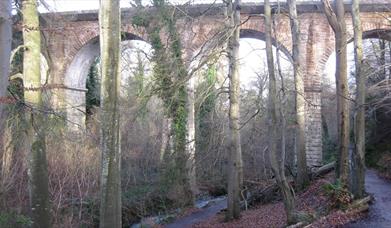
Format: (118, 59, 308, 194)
(22, 0, 51, 227)
(98, 0, 122, 227)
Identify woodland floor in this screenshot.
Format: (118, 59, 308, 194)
(164, 170, 391, 228)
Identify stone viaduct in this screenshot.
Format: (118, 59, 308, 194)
(37, 1, 391, 167)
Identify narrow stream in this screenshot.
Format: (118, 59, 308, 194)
(164, 197, 227, 228)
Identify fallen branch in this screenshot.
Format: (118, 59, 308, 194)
(245, 182, 280, 206)
(347, 196, 371, 210)
(304, 196, 371, 227)
(244, 162, 336, 210)
(311, 162, 335, 179)
(349, 203, 369, 214)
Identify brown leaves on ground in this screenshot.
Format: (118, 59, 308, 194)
(193, 173, 367, 228)
(307, 209, 366, 228)
(193, 202, 286, 228)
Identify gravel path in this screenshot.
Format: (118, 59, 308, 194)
(344, 170, 391, 228)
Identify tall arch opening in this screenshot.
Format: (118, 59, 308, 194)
(194, 34, 294, 187)
(63, 33, 152, 130)
(322, 29, 391, 167)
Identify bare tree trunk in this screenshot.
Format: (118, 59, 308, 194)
(352, 0, 366, 198)
(226, 0, 243, 220)
(288, 0, 309, 190)
(99, 0, 122, 227)
(379, 40, 386, 78)
(22, 0, 51, 227)
(265, 0, 297, 224)
(0, 0, 11, 105)
(262, 146, 267, 179)
(388, 42, 391, 80)
(322, 0, 350, 187)
(0, 0, 12, 178)
(1, 126, 12, 182)
(187, 76, 198, 195)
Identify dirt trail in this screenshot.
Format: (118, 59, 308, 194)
(164, 197, 227, 228)
(344, 170, 391, 228)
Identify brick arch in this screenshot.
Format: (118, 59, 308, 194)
(10, 30, 51, 79)
(345, 12, 391, 40)
(184, 15, 293, 63)
(315, 11, 391, 80)
(64, 29, 148, 84)
(316, 45, 335, 83)
(180, 20, 225, 59)
(9, 46, 50, 84)
(319, 27, 391, 81)
(240, 29, 292, 62)
(240, 14, 292, 53)
(185, 28, 293, 66)
(349, 29, 391, 43)
(66, 28, 148, 68)
(63, 30, 151, 130)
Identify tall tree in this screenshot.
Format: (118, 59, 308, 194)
(226, 0, 243, 220)
(0, 0, 12, 175)
(0, 0, 11, 112)
(132, 1, 195, 205)
(22, 0, 51, 227)
(322, 0, 350, 187)
(164, 6, 194, 204)
(287, 0, 309, 190)
(265, 0, 297, 224)
(379, 40, 386, 77)
(187, 75, 197, 195)
(351, 0, 365, 198)
(98, 0, 122, 227)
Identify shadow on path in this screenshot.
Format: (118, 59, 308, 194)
(164, 197, 227, 228)
(344, 170, 391, 228)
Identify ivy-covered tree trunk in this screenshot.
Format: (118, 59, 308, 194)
(226, 0, 243, 220)
(351, 0, 366, 198)
(167, 15, 194, 205)
(132, 2, 194, 206)
(322, 0, 350, 187)
(196, 65, 217, 181)
(22, 0, 51, 227)
(0, 0, 12, 175)
(265, 0, 297, 224)
(98, 0, 122, 227)
(287, 0, 309, 190)
(171, 69, 193, 206)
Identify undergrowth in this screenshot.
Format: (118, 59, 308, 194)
(322, 180, 353, 210)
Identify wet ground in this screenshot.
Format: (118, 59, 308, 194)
(165, 197, 227, 228)
(344, 170, 391, 228)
